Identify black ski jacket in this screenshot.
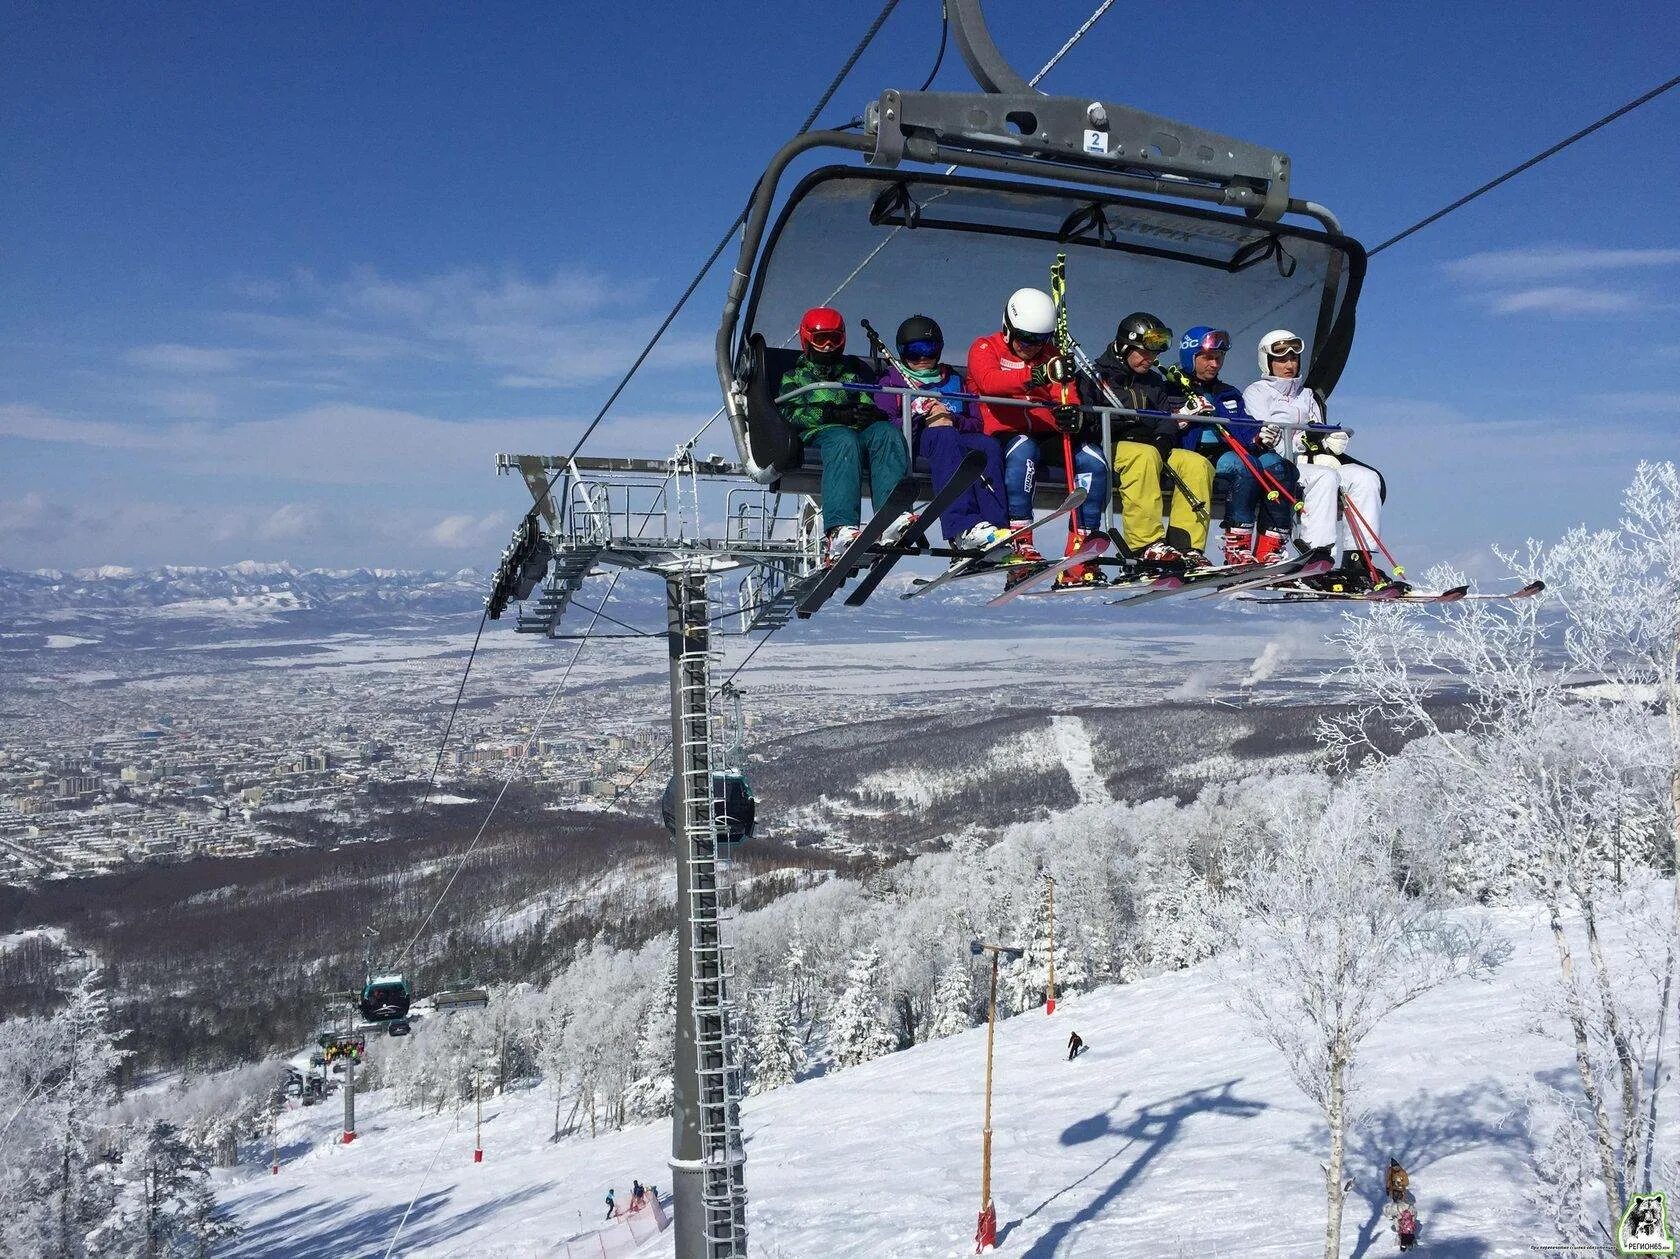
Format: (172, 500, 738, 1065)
(1091, 348, 1186, 450)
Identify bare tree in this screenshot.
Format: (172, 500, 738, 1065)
(1222, 786, 1503, 1259)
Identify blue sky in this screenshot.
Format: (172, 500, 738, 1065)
(3, 1, 1677, 574)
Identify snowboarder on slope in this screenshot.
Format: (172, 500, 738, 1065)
(1241, 330, 1406, 594)
(1067, 1030, 1084, 1060)
(967, 288, 1112, 587)
(870, 315, 1014, 563)
(1090, 313, 1214, 570)
(777, 307, 913, 566)
(1167, 326, 1298, 567)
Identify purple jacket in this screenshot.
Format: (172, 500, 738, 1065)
(871, 364, 982, 437)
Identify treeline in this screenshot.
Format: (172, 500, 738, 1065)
(0, 787, 864, 1076)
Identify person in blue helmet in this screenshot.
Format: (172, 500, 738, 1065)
(1167, 326, 1299, 567)
(870, 315, 1014, 564)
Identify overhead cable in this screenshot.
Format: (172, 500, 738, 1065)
(1370, 71, 1680, 256)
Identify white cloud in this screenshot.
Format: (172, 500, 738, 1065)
(0, 400, 701, 485)
(1488, 285, 1645, 315)
(121, 343, 248, 374)
(1445, 246, 1680, 284)
(427, 512, 506, 549)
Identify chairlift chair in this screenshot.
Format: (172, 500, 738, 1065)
(716, 0, 1365, 514)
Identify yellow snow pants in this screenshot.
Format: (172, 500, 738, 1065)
(1111, 442, 1214, 552)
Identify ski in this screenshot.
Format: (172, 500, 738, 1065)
(843, 451, 986, 607)
(901, 488, 1086, 600)
(986, 536, 1111, 605)
(1104, 552, 1332, 608)
(1240, 579, 1545, 605)
(795, 478, 919, 618)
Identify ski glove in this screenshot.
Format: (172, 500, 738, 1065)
(1052, 405, 1083, 435)
(1256, 424, 1281, 449)
(1322, 430, 1350, 456)
(1028, 355, 1073, 388)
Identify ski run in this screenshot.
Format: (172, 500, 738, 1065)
(217, 891, 1675, 1258)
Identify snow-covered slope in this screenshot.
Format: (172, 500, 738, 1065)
(216, 899, 1660, 1258)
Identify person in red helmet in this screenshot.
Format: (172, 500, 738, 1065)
(778, 307, 912, 564)
(967, 287, 1111, 587)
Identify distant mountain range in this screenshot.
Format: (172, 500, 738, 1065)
(0, 562, 488, 618)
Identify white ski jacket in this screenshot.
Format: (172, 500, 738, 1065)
(1241, 375, 1324, 458)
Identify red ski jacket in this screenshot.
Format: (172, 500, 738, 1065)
(966, 331, 1081, 438)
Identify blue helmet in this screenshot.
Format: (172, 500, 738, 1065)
(1178, 326, 1231, 375)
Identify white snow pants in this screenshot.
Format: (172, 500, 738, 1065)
(1297, 459, 1382, 553)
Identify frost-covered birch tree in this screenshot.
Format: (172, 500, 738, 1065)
(1221, 788, 1502, 1259)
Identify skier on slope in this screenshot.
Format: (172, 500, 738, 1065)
(1090, 313, 1215, 570)
(777, 307, 914, 566)
(967, 287, 1112, 587)
(1242, 330, 1408, 594)
(1167, 326, 1298, 567)
(870, 315, 1014, 565)
(1067, 1030, 1084, 1060)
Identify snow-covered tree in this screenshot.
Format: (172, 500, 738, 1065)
(86, 1119, 235, 1257)
(929, 962, 975, 1039)
(625, 942, 676, 1119)
(828, 948, 895, 1069)
(1220, 787, 1503, 1259)
(746, 985, 803, 1094)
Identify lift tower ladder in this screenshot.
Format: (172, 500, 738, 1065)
(670, 565, 748, 1257)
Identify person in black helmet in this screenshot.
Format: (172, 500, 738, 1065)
(870, 315, 1013, 560)
(1091, 313, 1215, 570)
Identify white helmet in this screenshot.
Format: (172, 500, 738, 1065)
(1003, 287, 1057, 342)
(1257, 328, 1306, 376)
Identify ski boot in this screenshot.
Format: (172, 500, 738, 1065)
(1136, 540, 1184, 575)
(1054, 527, 1101, 589)
(1221, 525, 1255, 567)
(822, 525, 862, 568)
(879, 511, 920, 548)
(952, 522, 1014, 559)
(1252, 527, 1291, 565)
(1178, 548, 1212, 572)
(1003, 527, 1047, 591)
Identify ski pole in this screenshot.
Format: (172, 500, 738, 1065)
(1048, 257, 1083, 554)
(1339, 489, 1405, 579)
(1338, 493, 1384, 586)
(1212, 423, 1301, 513)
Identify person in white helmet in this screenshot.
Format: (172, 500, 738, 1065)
(1242, 330, 1404, 592)
(967, 287, 1111, 587)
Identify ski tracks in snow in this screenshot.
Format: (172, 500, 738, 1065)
(1049, 715, 1110, 807)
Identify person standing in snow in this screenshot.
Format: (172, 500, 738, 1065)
(1067, 1030, 1084, 1060)
(1384, 1158, 1409, 1202)
(967, 287, 1111, 587)
(870, 315, 1014, 564)
(1242, 330, 1406, 594)
(604, 1188, 615, 1220)
(776, 306, 913, 566)
(631, 1180, 644, 1209)
(1395, 1202, 1419, 1250)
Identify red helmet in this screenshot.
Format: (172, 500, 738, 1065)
(798, 306, 846, 355)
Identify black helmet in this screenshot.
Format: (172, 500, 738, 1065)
(1113, 312, 1172, 359)
(895, 314, 944, 357)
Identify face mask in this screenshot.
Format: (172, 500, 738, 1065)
(903, 363, 942, 385)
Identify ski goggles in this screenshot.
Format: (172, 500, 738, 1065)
(899, 338, 943, 360)
(1190, 330, 1231, 355)
(1009, 328, 1054, 348)
(806, 330, 844, 352)
(1264, 336, 1304, 358)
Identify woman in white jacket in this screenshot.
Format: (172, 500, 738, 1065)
(1241, 329, 1405, 593)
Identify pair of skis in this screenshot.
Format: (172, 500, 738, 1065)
(797, 451, 989, 617)
(1238, 579, 1546, 605)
